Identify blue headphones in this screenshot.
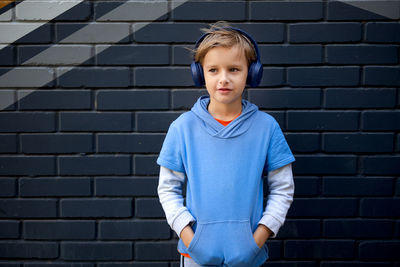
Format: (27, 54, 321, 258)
(191, 27, 263, 88)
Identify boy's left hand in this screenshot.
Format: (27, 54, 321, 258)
(253, 224, 272, 248)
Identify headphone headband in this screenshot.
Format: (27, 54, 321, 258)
(191, 27, 263, 87)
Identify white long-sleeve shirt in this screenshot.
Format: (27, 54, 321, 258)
(158, 163, 294, 238)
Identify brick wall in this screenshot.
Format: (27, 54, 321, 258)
(0, 0, 399, 266)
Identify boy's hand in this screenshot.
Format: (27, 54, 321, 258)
(253, 224, 273, 248)
(180, 224, 195, 248)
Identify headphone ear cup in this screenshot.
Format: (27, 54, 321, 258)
(191, 61, 205, 87)
(247, 61, 263, 87)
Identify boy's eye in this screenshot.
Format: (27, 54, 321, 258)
(230, 68, 239, 72)
(209, 69, 217, 73)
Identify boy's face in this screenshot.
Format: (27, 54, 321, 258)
(202, 45, 248, 109)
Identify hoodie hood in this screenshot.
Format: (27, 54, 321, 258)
(190, 95, 259, 139)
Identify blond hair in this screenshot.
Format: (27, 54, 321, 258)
(193, 21, 257, 67)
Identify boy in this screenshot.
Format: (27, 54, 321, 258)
(157, 21, 295, 267)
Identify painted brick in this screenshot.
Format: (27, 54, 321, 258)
(285, 240, 355, 259)
(324, 219, 393, 238)
(233, 23, 285, 43)
(0, 242, 58, 259)
(99, 220, 170, 240)
(325, 88, 396, 109)
(18, 90, 91, 110)
(360, 198, 400, 217)
(260, 45, 322, 65)
(0, 221, 19, 238)
(56, 23, 130, 43)
(323, 133, 394, 153)
(61, 199, 132, 218)
(23, 220, 95, 240)
(293, 155, 357, 175)
(277, 219, 321, 238)
(0, 178, 16, 197)
(133, 23, 205, 43)
(0, 112, 55, 133)
(287, 67, 359, 87)
(287, 198, 358, 217)
(171, 89, 208, 109)
(362, 156, 400, 175)
(328, 1, 400, 20)
(98, 133, 164, 153)
(258, 67, 285, 87)
(323, 177, 393, 196)
(0, 199, 57, 218)
(359, 241, 400, 260)
(97, 45, 169, 65)
(289, 23, 361, 43)
(134, 242, 179, 261)
(135, 198, 164, 218)
(60, 112, 132, 132)
(98, 264, 167, 267)
(293, 177, 320, 196)
(96, 90, 169, 110)
(364, 67, 400, 86)
(16, 1, 90, 21)
(250, 1, 322, 20)
(288, 111, 359, 131)
(0, 5, 12, 21)
(59, 156, 131, 176)
(134, 155, 159, 176)
(95, 1, 168, 21)
(19, 178, 91, 197)
(366, 22, 400, 43)
(95, 177, 158, 197)
(249, 89, 321, 109)
(0, 67, 54, 88)
(53, 1, 91, 21)
(2, 23, 52, 44)
(264, 240, 282, 260)
(320, 262, 390, 267)
(19, 45, 93, 65)
(0, 134, 17, 153)
(58, 67, 130, 88)
(0, 156, 56, 176)
(0, 46, 14, 65)
(286, 133, 320, 153)
(326, 45, 398, 64)
(25, 264, 93, 267)
(136, 112, 182, 132)
(61, 242, 132, 260)
(0, 90, 15, 111)
(134, 67, 193, 87)
(172, 1, 245, 21)
(21, 134, 93, 154)
(363, 111, 400, 131)
(173, 45, 192, 65)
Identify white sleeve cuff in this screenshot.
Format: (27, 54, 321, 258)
(258, 214, 282, 238)
(172, 209, 196, 237)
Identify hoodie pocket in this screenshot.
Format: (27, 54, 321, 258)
(187, 221, 264, 266)
(187, 223, 224, 266)
(223, 221, 261, 267)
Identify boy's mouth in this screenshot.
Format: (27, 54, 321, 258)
(218, 88, 232, 92)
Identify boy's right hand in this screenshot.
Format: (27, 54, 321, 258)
(180, 224, 195, 248)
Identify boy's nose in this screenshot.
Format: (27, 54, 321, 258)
(219, 71, 229, 85)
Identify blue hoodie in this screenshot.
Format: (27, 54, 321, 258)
(157, 95, 295, 266)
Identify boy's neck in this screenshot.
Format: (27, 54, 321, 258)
(207, 99, 242, 121)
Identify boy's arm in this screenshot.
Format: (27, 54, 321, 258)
(157, 166, 195, 238)
(257, 163, 294, 238)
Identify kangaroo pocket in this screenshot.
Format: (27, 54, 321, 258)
(187, 220, 267, 267)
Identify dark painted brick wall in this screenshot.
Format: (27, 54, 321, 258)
(0, 0, 399, 266)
